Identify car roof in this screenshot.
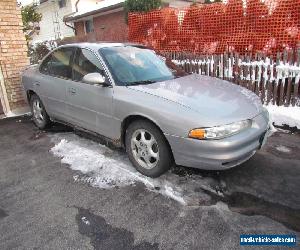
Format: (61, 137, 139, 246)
(58, 42, 148, 51)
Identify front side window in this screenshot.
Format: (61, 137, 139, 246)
(51, 48, 74, 79)
(72, 48, 103, 82)
(99, 46, 187, 86)
(84, 20, 94, 34)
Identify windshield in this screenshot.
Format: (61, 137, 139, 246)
(99, 46, 187, 86)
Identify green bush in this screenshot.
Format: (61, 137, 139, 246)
(124, 0, 162, 23)
(21, 5, 42, 42)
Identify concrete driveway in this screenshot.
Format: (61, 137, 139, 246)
(0, 115, 299, 250)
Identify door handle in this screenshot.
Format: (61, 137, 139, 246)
(68, 87, 77, 95)
(33, 81, 40, 87)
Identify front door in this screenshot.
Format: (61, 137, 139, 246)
(66, 48, 115, 138)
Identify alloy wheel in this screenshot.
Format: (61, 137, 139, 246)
(130, 129, 160, 170)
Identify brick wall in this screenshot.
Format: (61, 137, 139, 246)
(0, 0, 29, 113)
(74, 21, 85, 37)
(74, 11, 128, 42)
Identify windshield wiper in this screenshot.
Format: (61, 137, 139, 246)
(124, 80, 156, 86)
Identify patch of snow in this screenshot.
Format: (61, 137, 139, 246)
(276, 63, 300, 73)
(1, 111, 31, 119)
(210, 201, 230, 212)
(275, 145, 291, 153)
(173, 57, 300, 85)
(50, 133, 223, 206)
(163, 185, 187, 205)
(5, 111, 17, 118)
(265, 104, 300, 129)
(51, 137, 136, 188)
(81, 217, 90, 225)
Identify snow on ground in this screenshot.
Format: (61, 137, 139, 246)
(4, 111, 18, 118)
(1, 111, 31, 119)
(265, 104, 300, 129)
(275, 145, 291, 153)
(50, 133, 222, 206)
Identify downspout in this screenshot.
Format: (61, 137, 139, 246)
(64, 21, 76, 32)
(75, 0, 80, 12)
(63, 0, 81, 32)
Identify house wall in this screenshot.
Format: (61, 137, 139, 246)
(31, 0, 100, 43)
(74, 22, 85, 37)
(0, 0, 29, 114)
(74, 10, 128, 42)
(94, 11, 128, 42)
(31, 0, 75, 43)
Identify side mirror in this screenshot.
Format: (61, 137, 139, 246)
(82, 72, 110, 86)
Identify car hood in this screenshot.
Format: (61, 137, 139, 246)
(128, 74, 263, 125)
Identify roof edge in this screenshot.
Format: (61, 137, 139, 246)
(64, 2, 124, 22)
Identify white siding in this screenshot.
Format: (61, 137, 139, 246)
(30, 0, 105, 43)
(31, 0, 74, 43)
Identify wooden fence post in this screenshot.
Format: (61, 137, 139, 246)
(293, 48, 300, 106)
(285, 49, 293, 106)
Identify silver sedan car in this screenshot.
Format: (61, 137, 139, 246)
(22, 43, 270, 177)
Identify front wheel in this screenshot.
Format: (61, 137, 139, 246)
(125, 120, 173, 178)
(30, 94, 51, 129)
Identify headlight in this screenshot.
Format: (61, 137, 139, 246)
(188, 120, 252, 140)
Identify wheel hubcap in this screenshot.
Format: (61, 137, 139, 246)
(131, 129, 159, 170)
(32, 99, 44, 123)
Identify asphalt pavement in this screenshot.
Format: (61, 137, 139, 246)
(0, 115, 299, 250)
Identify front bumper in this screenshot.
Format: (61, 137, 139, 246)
(165, 111, 270, 170)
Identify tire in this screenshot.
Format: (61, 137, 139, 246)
(30, 94, 51, 129)
(125, 120, 173, 178)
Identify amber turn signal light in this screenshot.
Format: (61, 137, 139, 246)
(188, 128, 206, 139)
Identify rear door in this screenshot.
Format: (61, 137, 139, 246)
(65, 48, 115, 137)
(38, 47, 75, 120)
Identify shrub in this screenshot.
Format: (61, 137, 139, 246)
(124, 0, 162, 23)
(28, 40, 57, 64)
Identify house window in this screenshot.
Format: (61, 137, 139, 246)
(84, 19, 94, 34)
(58, 0, 66, 8)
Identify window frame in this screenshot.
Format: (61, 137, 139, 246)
(58, 0, 66, 8)
(84, 19, 94, 34)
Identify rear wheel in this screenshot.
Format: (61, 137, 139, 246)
(125, 120, 173, 177)
(30, 94, 51, 129)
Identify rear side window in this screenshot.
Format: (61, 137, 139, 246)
(51, 48, 74, 79)
(72, 48, 103, 82)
